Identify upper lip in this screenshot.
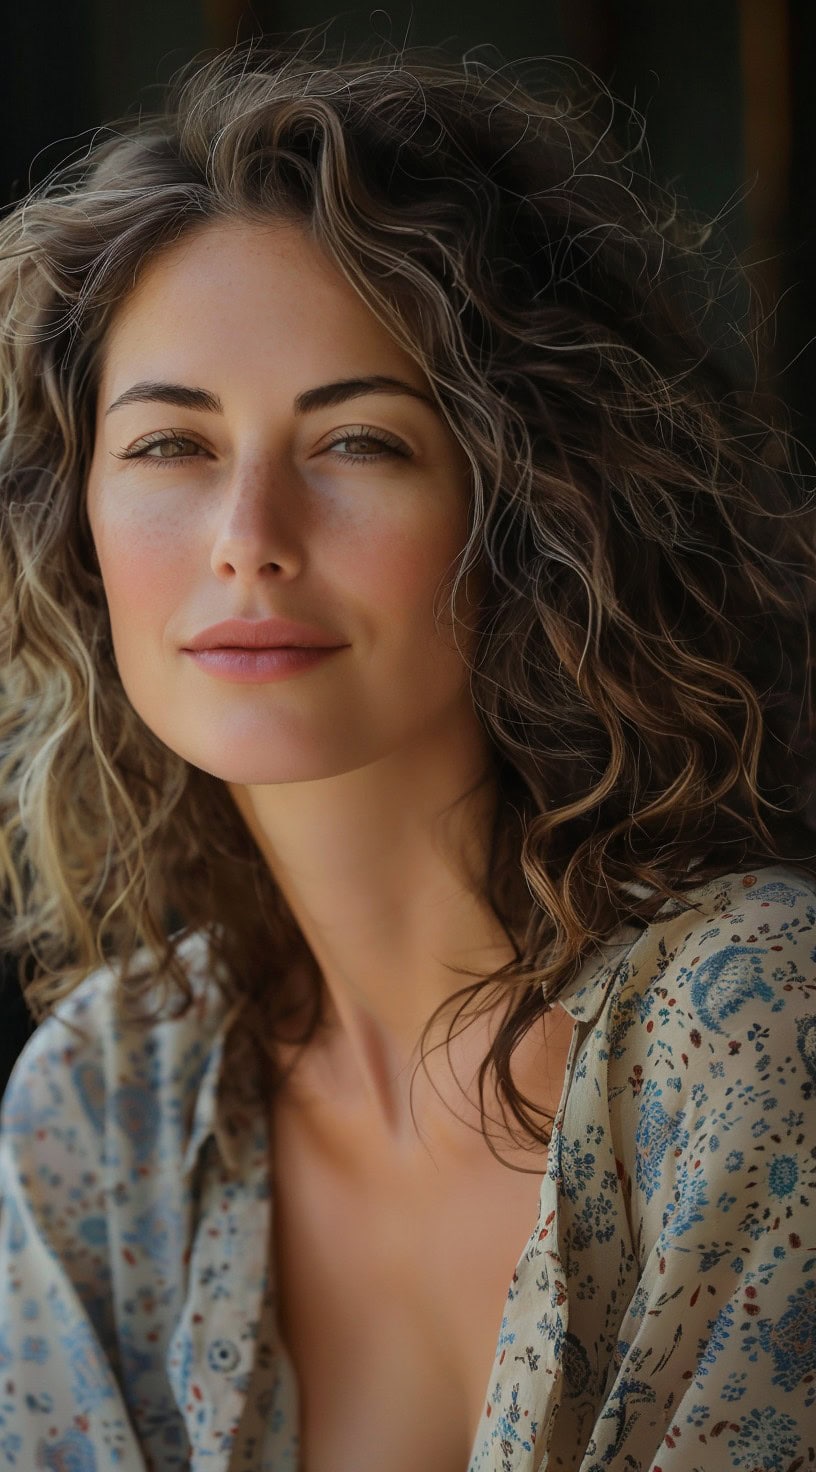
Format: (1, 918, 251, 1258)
(183, 617, 346, 650)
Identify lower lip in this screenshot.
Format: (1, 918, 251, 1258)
(182, 646, 347, 682)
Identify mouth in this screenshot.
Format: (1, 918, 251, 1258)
(184, 642, 345, 652)
(199, 644, 334, 651)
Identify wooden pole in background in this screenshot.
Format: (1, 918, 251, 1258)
(738, 0, 793, 388)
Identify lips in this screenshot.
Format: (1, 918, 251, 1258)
(183, 644, 346, 684)
(183, 615, 345, 651)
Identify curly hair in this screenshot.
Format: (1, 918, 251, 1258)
(1, 29, 815, 1163)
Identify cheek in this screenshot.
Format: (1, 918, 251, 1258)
(343, 514, 463, 623)
(92, 505, 191, 632)
(341, 520, 469, 685)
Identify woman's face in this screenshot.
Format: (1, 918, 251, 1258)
(86, 218, 482, 786)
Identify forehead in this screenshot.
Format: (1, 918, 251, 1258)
(97, 217, 407, 384)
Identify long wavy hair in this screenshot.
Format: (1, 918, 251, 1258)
(2, 30, 815, 1163)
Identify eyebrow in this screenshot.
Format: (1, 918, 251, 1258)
(104, 374, 438, 418)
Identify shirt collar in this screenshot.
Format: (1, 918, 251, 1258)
(554, 863, 707, 1025)
(181, 1024, 227, 1177)
(554, 920, 643, 1024)
(182, 1024, 270, 1180)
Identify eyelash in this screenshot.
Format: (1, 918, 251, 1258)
(112, 425, 410, 469)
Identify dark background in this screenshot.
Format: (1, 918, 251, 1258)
(2, 0, 814, 1092)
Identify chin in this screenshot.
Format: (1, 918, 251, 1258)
(175, 747, 336, 787)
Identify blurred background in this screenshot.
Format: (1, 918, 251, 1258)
(1, 0, 814, 1091)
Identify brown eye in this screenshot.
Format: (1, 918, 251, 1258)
(322, 426, 410, 465)
(113, 432, 205, 466)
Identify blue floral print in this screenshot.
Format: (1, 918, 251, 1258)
(0, 862, 815, 1470)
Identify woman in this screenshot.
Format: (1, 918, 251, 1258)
(0, 31, 814, 1472)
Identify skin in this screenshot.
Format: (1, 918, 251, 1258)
(86, 217, 572, 1159)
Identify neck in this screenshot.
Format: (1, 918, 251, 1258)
(228, 714, 521, 1142)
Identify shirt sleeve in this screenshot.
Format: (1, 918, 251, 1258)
(597, 871, 816, 1471)
(0, 1004, 150, 1470)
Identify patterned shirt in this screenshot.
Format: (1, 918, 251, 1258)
(1, 861, 815, 1471)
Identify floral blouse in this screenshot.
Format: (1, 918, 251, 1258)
(1, 861, 815, 1471)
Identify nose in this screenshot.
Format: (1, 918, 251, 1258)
(209, 460, 300, 581)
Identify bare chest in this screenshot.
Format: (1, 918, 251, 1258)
(270, 1109, 548, 1472)
(267, 1010, 574, 1472)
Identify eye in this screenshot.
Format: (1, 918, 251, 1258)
(112, 431, 204, 466)
(111, 424, 412, 470)
(322, 426, 410, 465)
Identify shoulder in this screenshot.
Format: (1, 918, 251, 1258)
(603, 862, 816, 1250)
(605, 861, 816, 1070)
(0, 934, 241, 1461)
(0, 929, 230, 1175)
(559, 866, 816, 1465)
